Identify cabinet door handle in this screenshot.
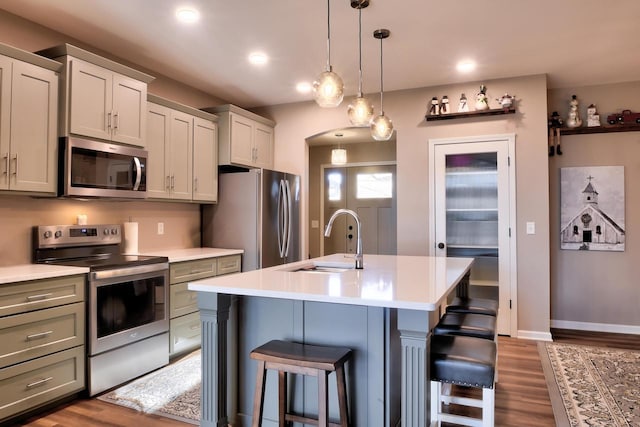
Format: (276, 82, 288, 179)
(26, 330, 53, 341)
(114, 112, 119, 130)
(26, 377, 53, 389)
(11, 154, 17, 176)
(27, 293, 53, 301)
(2, 153, 7, 176)
(171, 175, 175, 190)
(107, 112, 112, 130)
(194, 177, 198, 192)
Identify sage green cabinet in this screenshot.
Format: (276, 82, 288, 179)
(0, 274, 85, 422)
(147, 95, 218, 203)
(203, 104, 274, 169)
(0, 47, 59, 194)
(37, 44, 154, 148)
(169, 255, 241, 357)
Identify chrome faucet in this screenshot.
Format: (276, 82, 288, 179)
(324, 208, 363, 269)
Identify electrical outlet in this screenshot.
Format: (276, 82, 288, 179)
(157, 222, 164, 235)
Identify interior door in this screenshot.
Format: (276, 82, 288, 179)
(430, 135, 516, 336)
(323, 164, 397, 256)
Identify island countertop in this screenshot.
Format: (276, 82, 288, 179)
(188, 253, 473, 311)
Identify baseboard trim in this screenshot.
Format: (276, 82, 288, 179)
(517, 330, 553, 341)
(551, 319, 640, 335)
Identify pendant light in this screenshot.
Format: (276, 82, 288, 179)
(313, 0, 344, 107)
(331, 148, 348, 165)
(371, 28, 393, 141)
(347, 0, 374, 126)
(331, 132, 347, 165)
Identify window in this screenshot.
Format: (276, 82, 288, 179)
(356, 173, 392, 199)
(327, 172, 342, 201)
(573, 225, 579, 235)
(596, 225, 602, 235)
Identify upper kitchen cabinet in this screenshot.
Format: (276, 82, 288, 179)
(0, 43, 60, 195)
(37, 44, 154, 148)
(203, 104, 274, 169)
(147, 95, 218, 203)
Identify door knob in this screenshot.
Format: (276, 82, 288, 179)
(437, 242, 445, 249)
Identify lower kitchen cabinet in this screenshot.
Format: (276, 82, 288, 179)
(0, 346, 84, 421)
(169, 254, 241, 358)
(0, 274, 85, 423)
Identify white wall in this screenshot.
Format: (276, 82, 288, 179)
(258, 74, 551, 337)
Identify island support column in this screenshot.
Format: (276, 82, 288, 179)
(198, 292, 231, 427)
(397, 309, 436, 426)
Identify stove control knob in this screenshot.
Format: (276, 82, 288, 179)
(43, 231, 52, 239)
(103, 229, 110, 236)
(54, 230, 62, 238)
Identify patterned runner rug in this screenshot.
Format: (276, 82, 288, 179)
(538, 342, 640, 426)
(98, 350, 201, 424)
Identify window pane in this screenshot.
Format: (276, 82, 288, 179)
(357, 173, 392, 199)
(328, 172, 342, 201)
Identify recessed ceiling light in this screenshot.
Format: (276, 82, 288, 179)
(456, 60, 476, 73)
(248, 52, 268, 66)
(296, 82, 312, 93)
(176, 7, 200, 24)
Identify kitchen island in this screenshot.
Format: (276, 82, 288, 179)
(189, 253, 473, 427)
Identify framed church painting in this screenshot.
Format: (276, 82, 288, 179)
(560, 166, 625, 251)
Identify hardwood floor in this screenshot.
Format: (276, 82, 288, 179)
(12, 330, 639, 427)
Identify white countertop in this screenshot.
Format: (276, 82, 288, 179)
(139, 247, 243, 263)
(0, 264, 89, 285)
(188, 253, 473, 311)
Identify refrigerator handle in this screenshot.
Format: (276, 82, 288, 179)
(284, 179, 292, 257)
(277, 179, 286, 258)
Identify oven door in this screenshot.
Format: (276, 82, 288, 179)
(89, 263, 168, 356)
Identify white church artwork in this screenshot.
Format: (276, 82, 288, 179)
(560, 166, 625, 251)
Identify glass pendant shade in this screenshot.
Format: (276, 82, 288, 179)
(313, 68, 344, 108)
(331, 148, 348, 165)
(371, 113, 393, 141)
(347, 95, 374, 126)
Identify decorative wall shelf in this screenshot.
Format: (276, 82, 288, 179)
(425, 107, 515, 122)
(559, 124, 640, 135)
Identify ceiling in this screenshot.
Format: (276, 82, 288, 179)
(2, 0, 639, 109)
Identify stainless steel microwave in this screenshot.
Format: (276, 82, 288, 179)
(59, 136, 147, 198)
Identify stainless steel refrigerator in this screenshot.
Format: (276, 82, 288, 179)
(202, 168, 300, 271)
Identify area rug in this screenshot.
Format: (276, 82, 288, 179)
(98, 350, 201, 424)
(538, 342, 640, 426)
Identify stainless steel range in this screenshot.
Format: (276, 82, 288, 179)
(34, 224, 169, 396)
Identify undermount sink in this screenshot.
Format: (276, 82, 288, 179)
(284, 260, 355, 273)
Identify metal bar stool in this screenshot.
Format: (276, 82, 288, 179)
(250, 340, 351, 427)
(430, 334, 497, 427)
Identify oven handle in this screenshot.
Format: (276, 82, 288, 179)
(90, 262, 168, 281)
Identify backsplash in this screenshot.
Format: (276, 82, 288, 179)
(0, 195, 201, 266)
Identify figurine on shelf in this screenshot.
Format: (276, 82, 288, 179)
(496, 93, 515, 110)
(475, 85, 489, 110)
(429, 96, 440, 115)
(587, 104, 600, 127)
(548, 111, 563, 157)
(565, 95, 583, 128)
(458, 93, 469, 112)
(440, 96, 450, 114)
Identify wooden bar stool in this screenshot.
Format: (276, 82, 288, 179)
(250, 340, 352, 427)
(430, 334, 497, 427)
